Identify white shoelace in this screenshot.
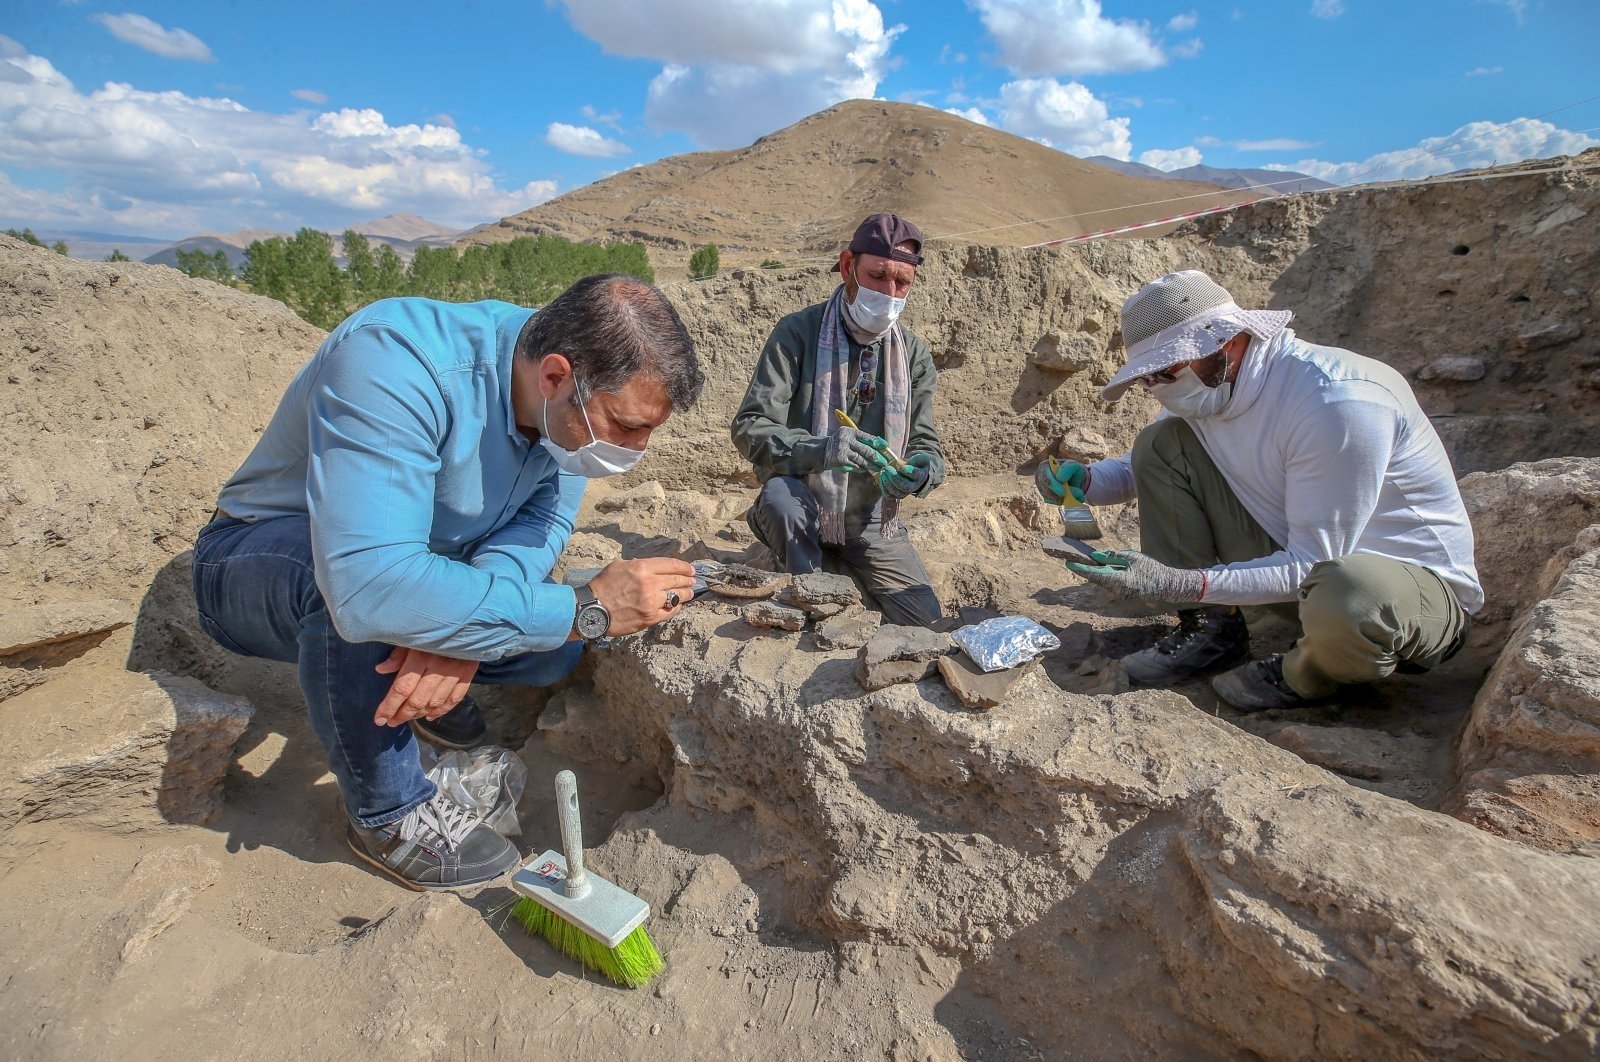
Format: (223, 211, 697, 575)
(396, 793, 482, 852)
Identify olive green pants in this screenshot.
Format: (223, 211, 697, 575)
(1132, 418, 1469, 698)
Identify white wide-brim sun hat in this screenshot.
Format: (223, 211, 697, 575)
(1101, 270, 1294, 401)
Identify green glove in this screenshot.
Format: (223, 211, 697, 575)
(1035, 458, 1089, 503)
(1066, 549, 1204, 603)
(825, 425, 891, 474)
(878, 451, 933, 500)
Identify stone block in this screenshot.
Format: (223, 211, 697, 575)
(1418, 356, 1487, 382)
(856, 625, 952, 691)
(594, 479, 666, 513)
(744, 601, 807, 631)
(813, 608, 881, 651)
(937, 652, 1036, 709)
(776, 572, 862, 612)
(0, 662, 254, 832)
(0, 599, 134, 656)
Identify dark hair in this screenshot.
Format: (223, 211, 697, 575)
(515, 274, 703, 411)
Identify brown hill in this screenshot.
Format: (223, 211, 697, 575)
(461, 99, 1253, 268)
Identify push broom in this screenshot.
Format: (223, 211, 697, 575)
(510, 770, 663, 988)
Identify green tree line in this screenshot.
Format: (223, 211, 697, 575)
(201, 228, 655, 330)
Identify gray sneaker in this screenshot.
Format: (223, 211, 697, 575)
(346, 790, 518, 891)
(1123, 608, 1250, 685)
(1212, 654, 1314, 712)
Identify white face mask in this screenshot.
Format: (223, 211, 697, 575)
(843, 267, 906, 336)
(1147, 365, 1233, 419)
(539, 374, 644, 478)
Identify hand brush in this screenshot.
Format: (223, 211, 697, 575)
(1045, 457, 1103, 541)
(834, 408, 912, 474)
(510, 770, 663, 988)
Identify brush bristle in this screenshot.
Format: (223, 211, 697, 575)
(1060, 506, 1102, 541)
(512, 896, 663, 988)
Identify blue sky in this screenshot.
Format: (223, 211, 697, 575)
(2, 0, 1595, 239)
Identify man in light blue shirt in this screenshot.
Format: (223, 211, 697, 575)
(192, 274, 704, 891)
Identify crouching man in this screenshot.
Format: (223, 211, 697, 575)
(1036, 270, 1481, 711)
(193, 275, 704, 889)
(731, 213, 947, 628)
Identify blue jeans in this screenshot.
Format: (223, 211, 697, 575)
(191, 515, 582, 827)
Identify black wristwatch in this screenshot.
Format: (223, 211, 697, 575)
(573, 584, 611, 641)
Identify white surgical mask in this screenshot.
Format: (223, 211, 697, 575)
(843, 268, 906, 337)
(1147, 365, 1233, 419)
(539, 375, 644, 478)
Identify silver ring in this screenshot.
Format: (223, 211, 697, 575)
(664, 589, 682, 609)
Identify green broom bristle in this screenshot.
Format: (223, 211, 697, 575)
(511, 896, 664, 989)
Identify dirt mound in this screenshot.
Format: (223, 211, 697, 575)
(5, 159, 1600, 1059)
(0, 236, 322, 611)
(461, 100, 1248, 270)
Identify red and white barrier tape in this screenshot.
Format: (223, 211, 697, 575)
(1024, 200, 1257, 248)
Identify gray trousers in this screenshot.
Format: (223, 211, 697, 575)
(749, 475, 944, 629)
(1132, 418, 1469, 698)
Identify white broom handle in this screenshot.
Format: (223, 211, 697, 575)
(555, 770, 591, 900)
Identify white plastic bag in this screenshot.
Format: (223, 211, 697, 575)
(953, 616, 1062, 673)
(418, 743, 528, 837)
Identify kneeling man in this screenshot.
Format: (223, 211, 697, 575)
(1036, 270, 1481, 711)
(194, 276, 703, 889)
(731, 213, 947, 628)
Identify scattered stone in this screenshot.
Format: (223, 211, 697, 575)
(1054, 426, 1111, 462)
(813, 608, 881, 651)
(1073, 654, 1130, 695)
(710, 564, 786, 600)
(1418, 356, 1488, 382)
(743, 601, 807, 631)
(937, 652, 1036, 709)
(776, 572, 861, 613)
(1517, 321, 1584, 351)
(113, 884, 195, 965)
(856, 625, 952, 691)
(0, 599, 133, 657)
(1, 663, 254, 832)
(1031, 329, 1100, 374)
(594, 479, 667, 514)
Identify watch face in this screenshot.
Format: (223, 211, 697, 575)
(576, 603, 610, 640)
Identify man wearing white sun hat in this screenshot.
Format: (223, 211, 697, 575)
(1034, 269, 1482, 711)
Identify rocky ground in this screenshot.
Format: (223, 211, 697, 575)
(2, 153, 1599, 1060)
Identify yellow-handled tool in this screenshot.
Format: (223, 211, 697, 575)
(834, 409, 913, 475)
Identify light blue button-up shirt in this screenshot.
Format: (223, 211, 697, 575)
(216, 297, 584, 660)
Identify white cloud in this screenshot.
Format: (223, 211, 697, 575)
(1171, 38, 1204, 58)
(1465, 65, 1503, 77)
(945, 106, 992, 127)
(93, 14, 215, 62)
(580, 104, 623, 132)
(1167, 11, 1199, 31)
(1266, 118, 1600, 184)
(291, 88, 328, 104)
(1234, 137, 1319, 151)
(973, 0, 1165, 76)
(1139, 146, 1201, 170)
(1310, 0, 1345, 19)
(545, 122, 631, 158)
(557, 0, 900, 148)
(998, 78, 1132, 160)
(0, 39, 559, 234)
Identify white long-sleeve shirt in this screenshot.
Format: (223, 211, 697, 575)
(1084, 330, 1483, 613)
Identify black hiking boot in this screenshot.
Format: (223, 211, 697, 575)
(1122, 607, 1250, 686)
(410, 696, 489, 750)
(346, 789, 518, 891)
(1212, 654, 1316, 712)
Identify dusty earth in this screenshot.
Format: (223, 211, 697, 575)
(3, 151, 1600, 1060)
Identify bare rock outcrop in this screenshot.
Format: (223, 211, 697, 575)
(542, 609, 1600, 1056)
(1447, 544, 1600, 850)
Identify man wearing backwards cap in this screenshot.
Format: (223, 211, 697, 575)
(1035, 269, 1481, 711)
(731, 213, 947, 628)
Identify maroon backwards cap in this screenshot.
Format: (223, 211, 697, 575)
(830, 213, 924, 271)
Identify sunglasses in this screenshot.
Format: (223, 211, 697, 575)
(1138, 343, 1229, 388)
(856, 348, 877, 403)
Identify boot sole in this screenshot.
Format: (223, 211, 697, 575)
(344, 828, 514, 892)
(409, 719, 489, 751)
(1124, 646, 1249, 686)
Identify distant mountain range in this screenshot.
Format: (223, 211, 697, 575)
(36, 213, 469, 268)
(1083, 157, 1336, 195)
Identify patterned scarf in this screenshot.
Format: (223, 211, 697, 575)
(808, 286, 911, 544)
